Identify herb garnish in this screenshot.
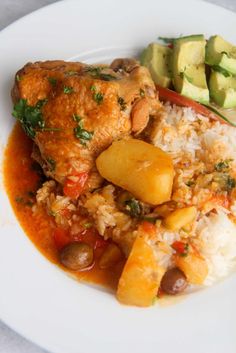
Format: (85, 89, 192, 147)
(125, 198, 142, 218)
(93, 91, 104, 104)
(214, 172, 236, 191)
(225, 175, 236, 191)
(72, 114, 83, 122)
(186, 180, 195, 187)
(12, 99, 61, 138)
(15, 191, 35, 207)
(214, 159, 232, 172)
(73, 116, 94, 146)
(85, 66, 102, 77)
(90, 85, 104, 104)
(117, 96, 127, 111)
(63, 86, 74, 94)
(90, 85, 96, 92)
(12, 99, 46, 138)
(16, 74, 21, 82)
(48, 77, 57, 86)
(85, 66, 117, 81)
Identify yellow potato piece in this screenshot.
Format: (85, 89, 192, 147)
(164, 206, 197, 231)
(117, 232, 164, 307)
(96, 139, 174, 205)
(175, 251, 208, 285)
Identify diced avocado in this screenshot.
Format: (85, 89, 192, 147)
(206, 35, 236, 75)
(209, 70, 236, 108)
(140, 43, 172, 87)
(172, 35, 209, 104)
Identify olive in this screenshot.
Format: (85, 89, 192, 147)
(60, 242, 94, 270)
(160, 267, 187, 295)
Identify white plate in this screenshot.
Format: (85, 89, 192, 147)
(0, 1, 236, 352)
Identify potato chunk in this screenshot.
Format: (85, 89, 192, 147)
(175, 251, 208, 285)
(96, 139, 174, 205)
(117, 230, 164, 307)
(164, 206, 197, 231)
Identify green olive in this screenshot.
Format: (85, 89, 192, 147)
(60, 242, 94, 270)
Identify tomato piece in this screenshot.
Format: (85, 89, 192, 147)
(63, 172, 88, 199)
(140, 221, 156, 234)
(156, 85, 219, 120)
(74, 227, 108, 250)
(171, 241, 189, 256)
(53, 228, 71, 250)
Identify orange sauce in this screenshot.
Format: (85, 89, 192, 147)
(4, 123, 124, 290)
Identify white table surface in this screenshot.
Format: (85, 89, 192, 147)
(1, 0, 236, 352)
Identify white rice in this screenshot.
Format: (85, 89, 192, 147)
(152, 103, 236, 286)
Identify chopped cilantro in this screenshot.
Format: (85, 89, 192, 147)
(93, 91, 104, 104)
(63, 86, 74, 94)
(117, 96, 127, 111)
(85, 66, 117, 81)
(180, 243, 189, 257)
(90, 85, 96, 92)
(72, 114, 83, 122)
(15, 196, 24, 203)
(16, 74, 21, 82)
(99, 73, 117, 81)
(214, 159, 232, 172)
(12, 98, 60, 138)
(225, 176, 236, 191)
(12, 99, 46, 138)
(73, 118, 94, 146)
(48, 77, 57, 86)
(186, 180, 195, 187)
(125, 198, 142, 218)
(15, 193, 34, 207)
(85, 66, 102, 77)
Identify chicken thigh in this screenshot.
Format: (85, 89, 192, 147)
(12, 59, 160, 195)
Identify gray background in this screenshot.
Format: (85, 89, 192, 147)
(0, 0, 236, 352)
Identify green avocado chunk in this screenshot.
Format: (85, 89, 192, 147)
(140, 43, 172, 87)
(205, 35, 236, 75)
(172, 34, 209, 104)
(209, 70, 236, 108)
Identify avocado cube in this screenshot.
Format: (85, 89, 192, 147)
(209, 70, 236, 108)
(172, 35, 209, 104)
(140, 43, 172, 88)
(206, 35, 236, 75)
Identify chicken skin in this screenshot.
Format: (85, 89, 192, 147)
(12, 59, 161, 194)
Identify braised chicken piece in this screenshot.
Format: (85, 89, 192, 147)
(12, 59, 161, 195)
